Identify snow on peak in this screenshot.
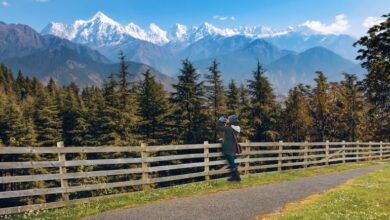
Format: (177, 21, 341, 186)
(169, 23, 188, 42)
(148, 23, 169, 45)
(42, 11, 347, 47)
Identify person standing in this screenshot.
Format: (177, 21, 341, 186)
(216, 115, 241, 182)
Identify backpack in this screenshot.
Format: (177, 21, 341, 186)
(231, 130, 242, 154)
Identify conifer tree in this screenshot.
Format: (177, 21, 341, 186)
(137, 69, 171, 144)
(247, 62, 279, 141)
(338, 73, 365, 141)
(34, 86, 62, 146)
(282, 84, 313, 141)
(116, 51, 139, 144)
(81, 86, 105, 146)
(62, 83, 88, 146)
(204, 60, 226, 142)
(310, 71, 332, 141)
(171, 59, 208, 144)
(226, 80, 240, 116)
(238, 84, 252, 140)
(98, 74, 122, 145)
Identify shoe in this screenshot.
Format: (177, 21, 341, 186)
(233, 168, 241, 182)
(227, 168, 241, 182)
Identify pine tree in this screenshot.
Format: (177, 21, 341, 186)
(116, 51, 139, 145)
(81, 86, 105, 146)
(226, 80, 240, 116)
(137, 69, 171, 144)
(353, 13, 390, 140)
(247, 62, 279, 141)
(1, 100, 27, 146)
(310, 71, 332, 141)
(204, 60, 226, 142)
(338, 73, 365, 141)
(34, 86, 63, 146)
(171, 59, 208, 144)
(282, 84, 313, 141)
(98, 74, 122, 145)
(62, 83, 88, 146)
(238, 84, 252, 140)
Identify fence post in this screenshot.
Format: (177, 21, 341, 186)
(342, 140, 346, 164)
(141, 143, 151, 191)
(57, 141, 69, 201)
(304, 141, 308, 168)
(325, 140, 329, 165)
(245, 140, 250, 175)
(204, 141, 210, 180)
(278, 141, 283, 172)
(368, 141, 372, 161)
(356, 140, 360, 162)
(380, 141, 383, 161)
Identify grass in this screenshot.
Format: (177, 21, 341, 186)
(260, 164, 390, 220)
(1, 162, 384, 220)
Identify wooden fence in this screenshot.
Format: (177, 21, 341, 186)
(0, 141, 389, 215)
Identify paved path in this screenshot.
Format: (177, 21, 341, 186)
(87, 165, 384, 220)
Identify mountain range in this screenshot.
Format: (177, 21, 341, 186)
(0, 21, 176, 90)
(0, 11, 366, 93)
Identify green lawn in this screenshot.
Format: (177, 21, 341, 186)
(1, 162, 384, 220)
(261, 164, 390, 220)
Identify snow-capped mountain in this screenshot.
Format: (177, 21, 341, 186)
(41, 11, 169, 46)
(41, 11, 285, 47)
(40, 11, 362, 93)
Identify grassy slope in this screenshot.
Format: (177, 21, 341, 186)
(2, 162, 383, 220)
(261, 164, 390, 220)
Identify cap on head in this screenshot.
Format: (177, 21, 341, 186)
(228, 115, 239, 124)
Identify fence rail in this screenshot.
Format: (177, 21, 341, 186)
(0, 141, 389, 215)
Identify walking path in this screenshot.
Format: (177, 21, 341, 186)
(86, 165, 384, 220)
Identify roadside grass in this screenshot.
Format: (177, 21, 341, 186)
(260, 164, 390, 220)
(2, 162, 384, 220)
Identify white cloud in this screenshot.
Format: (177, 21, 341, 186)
(213, 15, 236, 21)
(302, 14, 349, 34)
(2, 1, 9, 7)
(362, 16, 385, 28)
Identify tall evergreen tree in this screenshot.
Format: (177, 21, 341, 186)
(171, 59, 208, 144)
(62, 83, 88, 146)
(82, 86, 105, 146)
(226, 80, 240, 116)
(98, 74, 122, 145)
(282, 84, 313, 141)
(116, 51, 139, 144)
(204, 60, 226, 142)
(247, 62, 279, 141)
(310, 71, 333, 141)
(338, 73, 365, 141)
(33, 86, 62, 146)
(137, 69, 171, 144)
(353, 13, 390, 140)
(238, 84, 252, 140)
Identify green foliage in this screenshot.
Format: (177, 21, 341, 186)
(247, 62, 280, 141)
(137, 69, 171, 144)
(354, 13, 390, 141)
(171, 59, 208, 144)
(226, 80, 240, 116)
(281, 84, 313, 142)
(204, 60, 226, 142)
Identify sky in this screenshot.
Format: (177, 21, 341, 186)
(0, 0, 389, 37)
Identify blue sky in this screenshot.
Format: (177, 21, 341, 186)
(1, 0, 389, 37)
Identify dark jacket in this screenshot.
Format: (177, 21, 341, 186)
(216, 121, 240, 156)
